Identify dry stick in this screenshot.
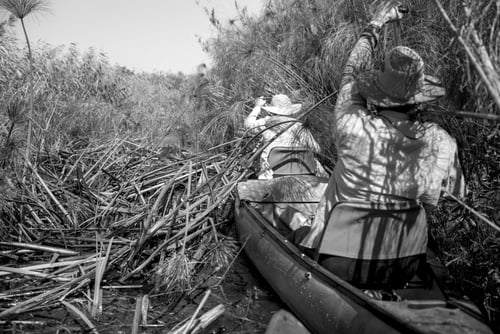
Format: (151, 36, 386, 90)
(122, 222, 214, 281)
(0, 242, 78, 256)
(181, 161, 193, 257)
(83, 140, 120, 179)
(89, 138, 128, 177)
(433, 0, 500, 111)
(216, 238, 249, 286)
(97, 187, 125, 223)
(132, 173, 190, 196)
(141, 294, 149, 326)
(182, 289, 211, 334)
(131, 294, 143, 334)
(422, 110, 500, 121)
(135, 160, 186, 181)
(0, 246, 128, 318)
(0, 266, 69, 280)
(25, 204, 44, 225)
(138, 169, 205, 245)
(91, 238, 114, 318)
(170, 305, 225, 334)
(21, 187, 58, 229)
(0, 259, 95, 277)
(144, 164, 188, 232)
(0, 275, 87, 318)
(176, 194, 210, 217)
(470, 28, 500, 99)
(61, 300, 99, 334)
(62, 147, 89, 183)
(443, 190, 500, 233)
(133, 183, 147, 205)
(25, 159, 74, 226)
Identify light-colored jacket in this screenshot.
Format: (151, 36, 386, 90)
(244, 105, 327, 179)
(301, 25, 465, 252)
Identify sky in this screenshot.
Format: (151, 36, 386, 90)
(3, 0, 263, 74)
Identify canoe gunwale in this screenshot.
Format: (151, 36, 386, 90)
(236, 198, 493, 334)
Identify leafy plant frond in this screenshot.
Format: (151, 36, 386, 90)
(0, 0, 49, 19)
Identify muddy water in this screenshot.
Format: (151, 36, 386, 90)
(197, 252, 286, 333)
(1, 235, 285, 334)
(92, 252, 285, 334)
(1, 252, 285, 334)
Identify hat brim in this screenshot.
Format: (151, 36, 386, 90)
(358, 72, 445, 108)
(262, 103, 302, 116)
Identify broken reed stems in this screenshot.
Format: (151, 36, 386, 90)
(183, 289, 211, 334)
(91, 238, 113, 318)
(182, 161, 193, 256)
(0, 244, 129, 318)
(25, 158, 74, 226)
(443, 190, 500, 233)
(0, 241, 78, 256)
(432, 0, 500, 111)
(144, 164, 188, 232)
(61, 300, 99, 334)
(2, 138, 244, 320)
(122, 221, 217, 281)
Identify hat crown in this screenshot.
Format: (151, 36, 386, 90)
(357, 46, 445, 107)
(269, 94, 293, 108)
(262, 94, 302, 116)
(387, 46, 424, 75)
(378, 46, 425, 102)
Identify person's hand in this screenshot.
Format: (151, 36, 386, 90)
(254, 96, 266, 108)
(370, 1, 405, 28)
(261, 160, 270, 171)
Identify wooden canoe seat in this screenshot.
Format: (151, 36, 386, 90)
(317, 201, 428, 289)
(318, 201, 427, 260)
(268, 146, 316, 177)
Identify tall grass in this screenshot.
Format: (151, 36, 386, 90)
(0, 0, 50, 162)
(0, 26, 206, 161)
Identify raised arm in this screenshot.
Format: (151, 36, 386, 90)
(335, 2, 405, 111)
(244, 97, 268, 133)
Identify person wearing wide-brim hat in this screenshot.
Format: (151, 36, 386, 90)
(244, 94, 327, 179)
(298, 1, 466, 290)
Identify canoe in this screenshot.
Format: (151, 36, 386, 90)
(234, 177, 493, 334)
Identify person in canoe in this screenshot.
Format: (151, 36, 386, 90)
(244, 94, 327, 179)
(297, 1, 466, 290)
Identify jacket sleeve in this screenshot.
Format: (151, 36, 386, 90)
(442, 142, 466, 199)
(333, 24, 382, 141)
(244, 106, 268, 133)
(339, 24, 381, 89)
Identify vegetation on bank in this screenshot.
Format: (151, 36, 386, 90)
(0, 0, 498, 331)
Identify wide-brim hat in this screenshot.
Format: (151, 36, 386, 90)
(358, 46, 445, 108)
(262, 94, 302, 116)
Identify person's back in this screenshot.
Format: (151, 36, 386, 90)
(299, 2, 465, 290)
(332, 112, 461, 205)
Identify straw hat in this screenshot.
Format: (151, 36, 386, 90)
(262, 94, 302, 116)
(358, 46, 445, 108)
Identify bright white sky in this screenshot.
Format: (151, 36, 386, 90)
(3, 0, 263, 74)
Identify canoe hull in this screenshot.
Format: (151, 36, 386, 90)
(235, 199, 493, 334)
(236, 200, 414, 334)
